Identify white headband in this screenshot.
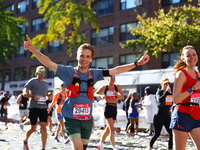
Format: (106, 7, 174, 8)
(36, 68, 45, 72)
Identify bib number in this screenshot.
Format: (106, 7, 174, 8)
(191, 93, 200, 104)
(165, 95, 173, 105)
(106, 90, 116, 99)
(3, 105, 7, 110)
(73, 104, 90, 120)
(37, 96, 46, 105)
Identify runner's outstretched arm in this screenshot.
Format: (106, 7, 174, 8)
(109, 51, 150, 75)
(24, 35, 58, 72)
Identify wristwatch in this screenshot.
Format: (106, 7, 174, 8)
(187, 87, 195, 93)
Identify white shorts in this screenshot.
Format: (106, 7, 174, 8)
(19, 109, 29, 117)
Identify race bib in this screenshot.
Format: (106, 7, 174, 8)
(3, 105, 7, 109)
(191, 93, 200, 104)
(106, 90, 116, 99)
(37, 96, 46, 105)
(165, 95, 173, 105)
(73, 104, 90, 120)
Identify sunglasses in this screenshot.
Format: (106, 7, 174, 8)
(164, 82, 169, 85)
(38, 72, 46, 74)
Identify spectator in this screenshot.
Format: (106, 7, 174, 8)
(16, 92, 30, 131)
(94, 75, 124, 150)
(149, 77, 173, 150)
(142, 86, 158, 135)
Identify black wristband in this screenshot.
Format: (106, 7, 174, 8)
(134, 61, 138, 67)
(102, 69, 110, 77)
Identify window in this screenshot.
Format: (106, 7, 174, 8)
(15, 67, 26, 81)
(48, 40, 63, 53)
(120, 22, 139, 41)
(19, 23, 28, 34)
(15, 46, 27, 58)
(120, 53, 142, 71)
(162, 52, 179, 68)
(17, 0, 29, 14)
(47, 68, 55, 78)
(90, 57, 113, 69)
(92, 0, 114, 17)
(32, 0, 39, 9)
(162, 0, 187, 6)
(30, 66, 37, 78)
(91, 27, 114, 46)
(31, 17, 45, 32)
(4, 4, 14, 13)
(120, 0, 136, 11)
(0, 70, 11, 82)
(68, 61, 78, 67)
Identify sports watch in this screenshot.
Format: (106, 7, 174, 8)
(187, 87, 195, 93)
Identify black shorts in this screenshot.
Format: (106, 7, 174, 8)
(0, 109, 7, 116)
(48, 110, 53, 117)
(29, 108, 47, 125)
(104, 104, 117, 120)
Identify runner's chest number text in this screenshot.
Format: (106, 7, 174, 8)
(73, 104, 90, 116)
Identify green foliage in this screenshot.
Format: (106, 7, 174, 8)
(120, 4, 200, 60)
(0, 0, 27, 66)
(32, 0, 99, 56)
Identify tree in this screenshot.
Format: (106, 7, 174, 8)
(0, 0, 27, 90)
(120, 4, 200, 70)
(31, 0, 99, 56)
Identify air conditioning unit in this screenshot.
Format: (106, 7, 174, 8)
(134, 0, 142, 6)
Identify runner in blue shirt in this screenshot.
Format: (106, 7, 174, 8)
(24, 34, 150, 150)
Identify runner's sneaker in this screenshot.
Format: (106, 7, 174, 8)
(63, 137, 70, 144)
(51, 132, 55, 136)
(23, 141, 29, 150)
(96, 143, 104, 150)
(113, 147, 119, 150)
(128, 132, 135, 135)
(54, 136, 60, 142)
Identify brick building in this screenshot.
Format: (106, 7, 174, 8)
(1, 0, 196, 96)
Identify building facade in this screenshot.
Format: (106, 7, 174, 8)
(1, 0, 196, 97)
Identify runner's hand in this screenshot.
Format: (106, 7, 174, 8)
(137, 51, 150, 66)
(24, 35, 35, 51)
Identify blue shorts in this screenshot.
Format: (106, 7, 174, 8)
(57, 113, 64, 119)
(170, 107, 200, 132)
(128, 109, 139, 119)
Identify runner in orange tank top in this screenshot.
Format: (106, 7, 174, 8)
(48, 84, 69, 143)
